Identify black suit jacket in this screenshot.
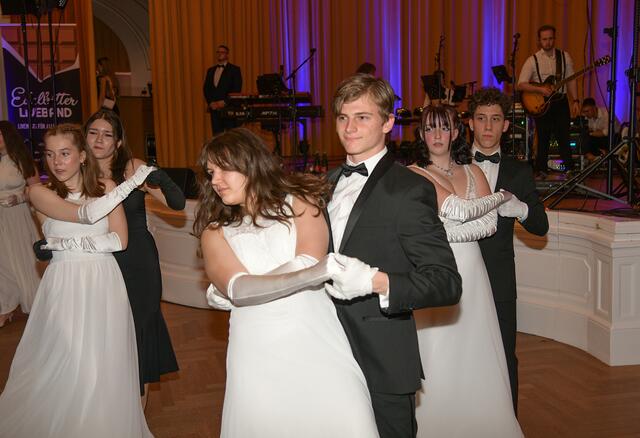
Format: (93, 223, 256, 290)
(328, 152, 462, 395)
(478, 156, 549, 302)
(203, 62, 242, 104)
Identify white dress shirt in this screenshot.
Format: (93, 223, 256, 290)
(213, 61, 228, 87)
(328, 147, 389, 306)
(588, 107, 619, 136)
(518, 49, 575, 94)
(471, 144, 500, 192)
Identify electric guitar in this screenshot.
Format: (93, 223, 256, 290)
(521, 55, 610, 117)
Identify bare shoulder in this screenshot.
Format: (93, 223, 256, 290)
(99, 177, 117, 191)
(290, 195, 320, 217)
(124, 158, 146, 178)
(468, 163, 486, 178)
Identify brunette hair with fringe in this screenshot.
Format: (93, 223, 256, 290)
(416, 105, 471, 167)
(468, 87, 512, 119)
(43, 124, 105, 199)
(83, 109, 132, 184)
(193, 128, 331, 238)
(332, 74, 395, 122)
(0, 120, 36, 178)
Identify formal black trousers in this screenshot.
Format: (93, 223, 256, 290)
(495, 299, 519, 414)
(370, 392, 417, 438)
(534, 96, 574, 171)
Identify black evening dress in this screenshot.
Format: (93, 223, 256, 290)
(114, 188, 179, 394)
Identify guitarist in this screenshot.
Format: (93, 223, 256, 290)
(517, 25, 580, 177)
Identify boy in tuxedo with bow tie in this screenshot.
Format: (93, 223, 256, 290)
(203, 44, 242, 134)
(470, 87, 549, 413)
(324, 74, 462, 437)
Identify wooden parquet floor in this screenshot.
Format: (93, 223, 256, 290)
(2, 303, 639, 438)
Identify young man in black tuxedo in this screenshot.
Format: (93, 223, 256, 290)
(203, 44, 242, 134)
(469, 87, 549, 413)
(324, 74, 462, 438)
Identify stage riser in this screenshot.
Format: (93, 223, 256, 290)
(515, 210, 640, 366)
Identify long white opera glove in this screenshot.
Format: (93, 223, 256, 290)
(205, 254, 320, 311)
(228, 253, 341, 307)
(440, 191, 508, 222)
(497, 194, 529, 221)
(41, 232, 123, 253)
(324, 253, 378, 301)
(443, 209, 498, 243)
(77, 165, 155, 224)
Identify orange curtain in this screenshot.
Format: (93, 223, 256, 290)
(149, 0, 629, 168)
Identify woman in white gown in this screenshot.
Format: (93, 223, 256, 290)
(408, 106, 523, 437)
(0, 124, 154, 437)
(0, 121, 42, 326)
(193, 128, 379, 438)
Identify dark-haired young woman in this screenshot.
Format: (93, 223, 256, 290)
(0, 121, 41, 327)
(408, 106, 522, 437)
(84, 109, 182, 405)
(194, 128, 378, 437)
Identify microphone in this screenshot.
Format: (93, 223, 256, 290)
(514, 32, 520, 39)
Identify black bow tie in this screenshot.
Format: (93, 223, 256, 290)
(474, 151, 501, 164)
(215, 64, 225, 69)
(341, 162, 368, 177)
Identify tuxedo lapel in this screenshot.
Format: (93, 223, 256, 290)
(339, 152, 394, 253)
(495, 156, 515, 192)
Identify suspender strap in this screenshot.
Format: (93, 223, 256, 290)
(555, 48, 564, 80)
(533, 54, 542, 83)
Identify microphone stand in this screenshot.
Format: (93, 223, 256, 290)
(285, 48, 316, 162)
(509, 33, 520, 157)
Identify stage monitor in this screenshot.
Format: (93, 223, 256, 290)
(256, 73, 288, 95)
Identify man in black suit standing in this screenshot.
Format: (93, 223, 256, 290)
(203, 44, 242, 134)
(324, 74, 462, 438)
(469, 87, 549, 414)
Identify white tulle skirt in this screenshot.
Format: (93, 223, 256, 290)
(0, 251, 153, 438)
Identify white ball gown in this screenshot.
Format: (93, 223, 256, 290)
(414, 165, 523, 437)
(212, 199, 379, 438)
(0, 155, 41, 314)
(0, 193, 153, 438)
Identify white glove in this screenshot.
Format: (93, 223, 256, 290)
(324, 253, 378, 301)
(228, 253, 342, 307)
(0, 193, 25, 207)
(41, 232, 123, 253)
(77, 165, 155, 224)
(439, 191, 509, 222)
(206, 284, 233, 311)
(204, 254, 319, 311)
(497, 194, 528, 220)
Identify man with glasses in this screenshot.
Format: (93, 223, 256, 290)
(203, 45, 243, 134)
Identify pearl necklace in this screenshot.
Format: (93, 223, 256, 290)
(430, 160, 454, 177)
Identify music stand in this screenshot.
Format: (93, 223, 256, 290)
(491, 65, 512, 84)
(421, 74, 444, 101)
(256, 73, 288, 95)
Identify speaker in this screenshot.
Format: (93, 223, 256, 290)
(164, 168, 198, 200)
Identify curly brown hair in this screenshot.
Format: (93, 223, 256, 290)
(0, 120, 36, 178)
(193, 128, 331, 238)
(43, 124, 105, 199)
(468, 87, 512, 118)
